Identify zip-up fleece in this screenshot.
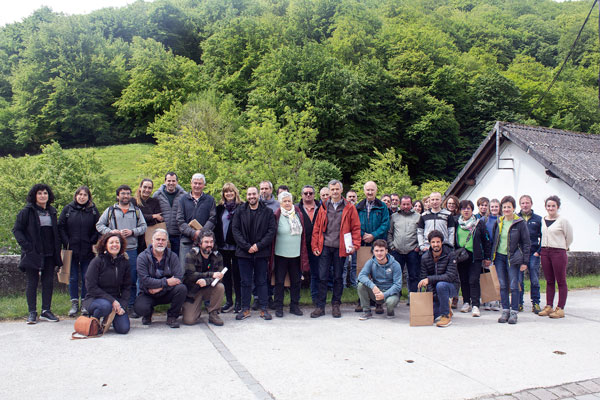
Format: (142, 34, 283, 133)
(96, 204, 147, 250)
(417, 209, 456, 250)
(358, 254, 402, 298)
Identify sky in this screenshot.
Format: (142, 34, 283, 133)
(1, 0, 153, 27)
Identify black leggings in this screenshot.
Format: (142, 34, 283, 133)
(273, 255, 301, 309)
(221, 249, 241, 304)
(457, 254, 482, 307)
(26, 256, 55, 312)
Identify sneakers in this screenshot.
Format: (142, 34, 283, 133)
(332, 303, 342, 318)
(549, 307, 565, 319)
(251, 297, 259, 310)
(260, 310, 272, 320)
(387, 307, 395, 318)
(275, 309, 284, 318)
(451, 297, 458, 309)
(375, 304, 384, 314)
(359, 311, 372, 320)
(483, 302, 491, 311)
(436, 314, 452, 327)
(166, 316, 180, 328)
(127, 306, 140, 319)
(498, 309, 510, 323)
(460, 303, 472, 313)
(40, 310, 59, 322)
(491, 301, 501, 311)
(233, 301, 242, 313)
(289, 306, 303, 316)
(236, 309, 251, 320)
(508, 310, 518, 324)
(221, 302, 234, 313)
(26, 311, 37, 324)
(532, 303, 541, 314)
(311, 307, 325, 318)
(472, 306, 480, 317)
(354, 303, 363, 313)
(68, 300, 79, 317)
(142, 315, 152, 325)
(538, 305, 553, 316)
(209, 311, 224, 326)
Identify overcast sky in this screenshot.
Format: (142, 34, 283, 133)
(1, 1, 153, 27)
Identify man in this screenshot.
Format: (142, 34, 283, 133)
(475, 197, 490, 220)
(518, 195, 543, 313)
(260, 180, 279, 212)
(388, 195, 420, 298)
(298, 185, 321, 303)
(232, 187, 277, 320)
(354, 181, 389, 295)
(345, 190, 358, 205)
(96, 184, 147, 315)
(417, 192, 456, 251)
(319, 187, 330, 203)
(153, 172, 187, 256)
(182, 230, 225, 326)
(276, 185, 289, 196)
(357, 240, 402, 320)
(176, 173, 216, 269)
(381, 194, 392, 209)
(135, 229, 187, 328)
(390, 194, 400, 214)
(418, 230, 459, 328)
(311, 179, 361, 318)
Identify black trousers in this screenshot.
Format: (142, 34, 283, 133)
(273, 255, 301, 309)
(221, 249, 241, 305)
(26, 256, 55, 312)
(457, 253, 482, 307)
(134, 284, 187, 318)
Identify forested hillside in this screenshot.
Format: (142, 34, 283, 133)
(1, 0, 599, 183)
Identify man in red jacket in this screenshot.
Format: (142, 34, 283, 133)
(311, 180, 361, 318)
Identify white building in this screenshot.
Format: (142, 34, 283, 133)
(445, 122, 600, 252)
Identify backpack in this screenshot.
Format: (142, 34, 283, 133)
(107, 205, 141, 230)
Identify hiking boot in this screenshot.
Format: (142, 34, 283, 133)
(251, 297, 259, 310)
(359, 311, 372, 320)
(375, 304, 384, 314)
(451, 297, 458, 309)
(289, 305, 303, 316)
(236, 309, 251, 320)
(127, 306, 140, 319)
(518, 304, 524, 312)
(332, 303, 342, 318)
(491, 301, 501, 311)
(460, 302, 471, 313)
(209, 311, 224, 326)
(275, 309, 284, 318)
(68, 299, 79, 317)
(40, 310, 59, 322)
(532, 303, 541, 314)
(498, 309, 510, 323)
(260, 310, 272, 320)
(81, 306, 89, 316)
(508, 310, 518, 324)
(436, 314, 452, 327)
(166, 316, 180, 328)
(26, 311, 37, 325)
(142, 315, 152, 325)
(387, 307, 395, 318)
(233, 300, 242, 313)
(472, 306, 480, 317)
(310, 307, 325, 318)
(221, 302, 234, 313)
(538, 305, 553, 317)
(549, 307, 565, 319)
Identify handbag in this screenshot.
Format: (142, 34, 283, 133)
(455, 222, 477, 263)
(71, 309, 116, 340)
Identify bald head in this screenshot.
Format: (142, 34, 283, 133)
(364, 181, 377, 202)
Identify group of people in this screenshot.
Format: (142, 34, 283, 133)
(12, 172, 573, 333)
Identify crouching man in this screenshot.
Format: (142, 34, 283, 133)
(418, 230, 460, 328)
(182, 230, 225, 326)
(135, 229, 187, 328)
(357, 239, 402, 320)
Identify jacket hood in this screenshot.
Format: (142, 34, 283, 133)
(355, 198, 385, 211)
(369, 253, 397, 268)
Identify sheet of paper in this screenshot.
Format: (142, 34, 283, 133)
(344, 232, 353, 253)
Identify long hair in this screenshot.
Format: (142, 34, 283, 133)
(443, 195, 460, 216)
(96, 232, 127, 256)
(73, 185, 93, 206)
(26, 183, 55, 205)
(135, 179, 154, 206)
(219, 182, 242, 205)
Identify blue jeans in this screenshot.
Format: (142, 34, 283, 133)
(433, 281, 458, 319)
(88, 298, 130, 334)
(238, 256, 269, 311)
(126, 249, 138, 307)
(391, 250, 420, 294)
(69, 256, 90, 300)
(309, 252, 320, 303)
(495, 253, 520, 311)
(316, 246, 345, 308)
(519, 253, 541, 305)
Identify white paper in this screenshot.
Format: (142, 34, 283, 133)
(211, 267, 228, 287)
(344, 233, 353, 253)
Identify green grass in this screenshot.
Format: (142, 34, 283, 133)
(2, 276, 600, 321)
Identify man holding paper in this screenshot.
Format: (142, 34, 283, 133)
(311, 179, 361, 318)
(182, 230, 225, 326)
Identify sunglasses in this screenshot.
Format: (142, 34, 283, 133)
(303, 192, 314, 195)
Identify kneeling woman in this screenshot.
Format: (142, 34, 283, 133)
(271, 191, 310, 317)
(82, 233, 131, 334)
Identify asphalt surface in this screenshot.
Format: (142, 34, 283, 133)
(2, 289, 600, 400)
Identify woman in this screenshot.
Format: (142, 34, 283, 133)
(412, 200, 424, 215)
(13, 184, 62, 324)
(492, 196, 530, 324)
(270, 192, 310, 317)
(482, 198, 501, 311)
(455, 200, 491, 317)
(443, 195, 460, 223)
(82, 232, 131, 334)
(215, 182, 242, 313)
(58, 186, 100, 317)
(134, 179, 163, 253)
(423, 196, 431, 212)
(538, 196, 573, 319)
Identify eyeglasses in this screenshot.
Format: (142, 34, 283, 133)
(302, 192, 314, 196)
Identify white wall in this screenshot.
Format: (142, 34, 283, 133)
(460, 141, 600, 252)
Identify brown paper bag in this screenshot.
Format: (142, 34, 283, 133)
(57, 249, 72, 284)
(480, 264, 501, 303)
(355, 246, 372, 276)
(409, 290, 434, 326)
(145, 222, 168, 246)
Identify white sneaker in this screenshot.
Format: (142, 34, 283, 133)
(483, 302, 491, 311)
(491, 301, 501, 311)
(472, 306, 480, 317)
(460, 302, 472, 313)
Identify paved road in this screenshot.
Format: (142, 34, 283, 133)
(2, 289, 600, 400)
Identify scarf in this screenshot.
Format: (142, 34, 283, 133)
(458, 215, 478, 234)
(280, 206, 302, 235)
(224, 201, 237, 220)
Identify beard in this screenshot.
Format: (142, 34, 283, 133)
(201, 247, 213, 255)
(155, 245, 167, 252)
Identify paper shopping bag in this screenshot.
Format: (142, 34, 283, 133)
(57, 249, 72, 284)
(355, 246, 372, 276)
(145, 222, 168, 246)
(409, 290, 434, 326)
(480, 264, 501, 303)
